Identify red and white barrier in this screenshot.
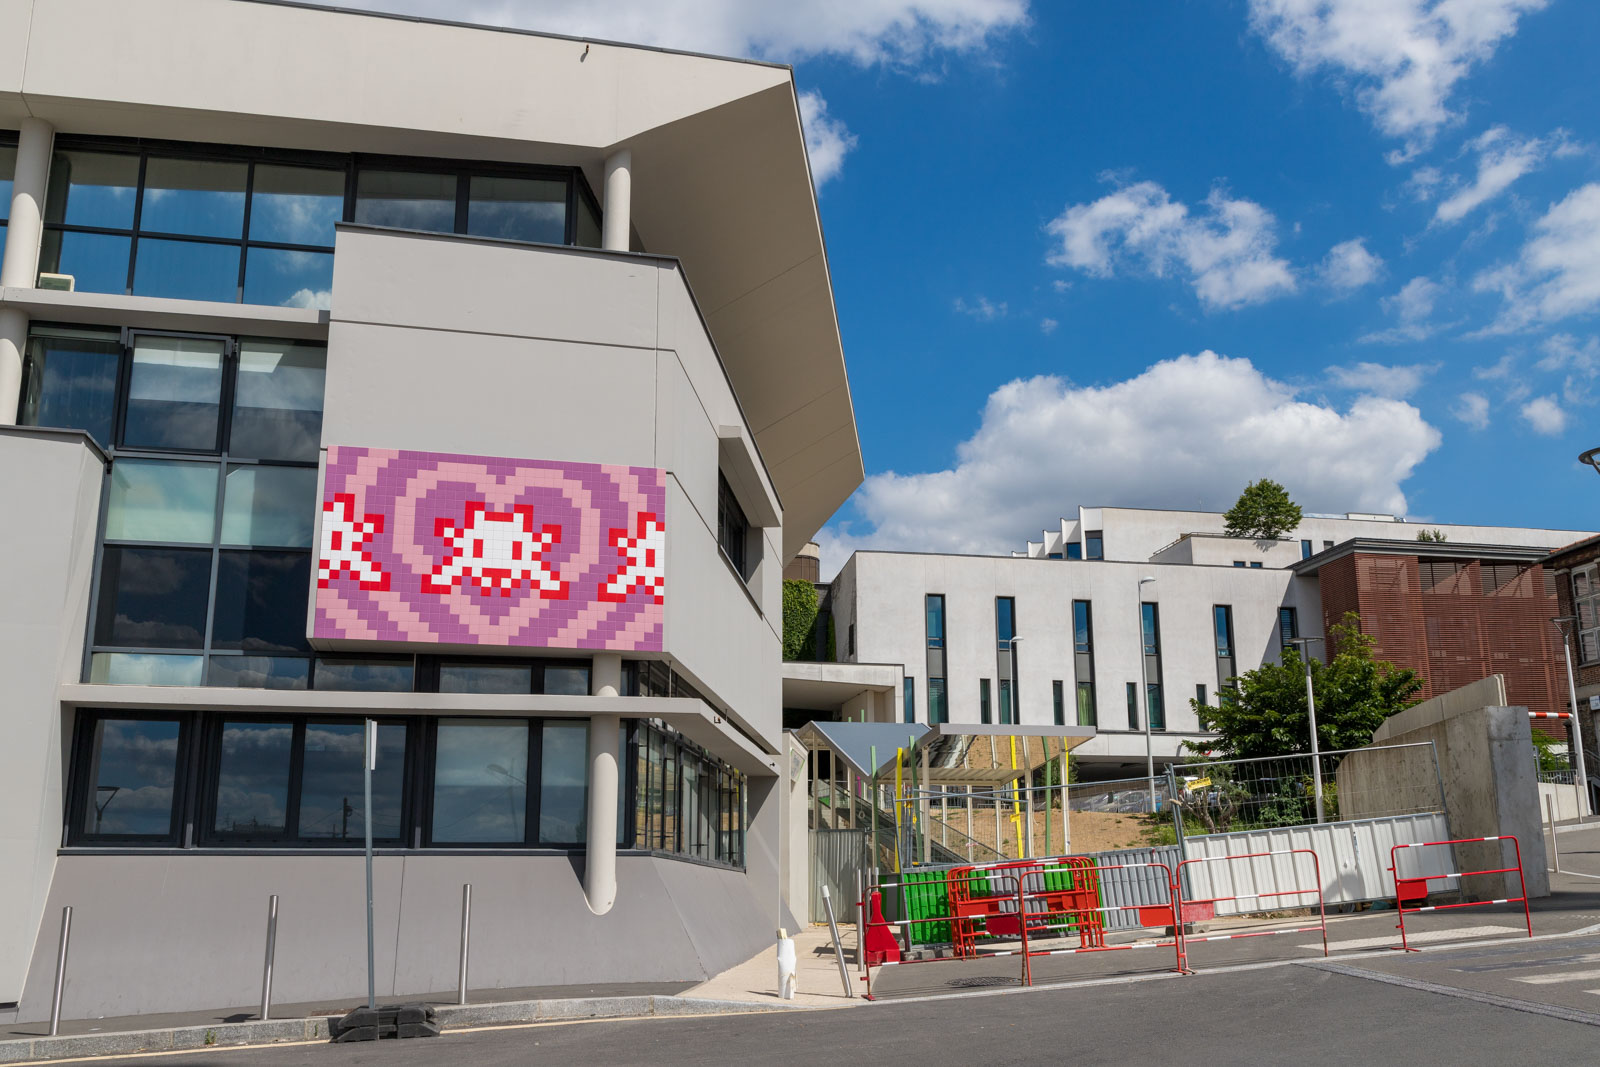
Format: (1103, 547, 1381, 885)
(1389, 835, 1532, 951)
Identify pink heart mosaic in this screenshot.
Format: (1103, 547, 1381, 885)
(313, 446, 665, 651)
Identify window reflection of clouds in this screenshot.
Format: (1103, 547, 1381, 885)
(89, 652, 204, 686)
(298, 723, 404, 840)
(538, 723, 588, 844)
(86, 719, 179, 835)
(249, 165, 343, 245)
(214, 722, 293, 834)
(432, 721, 528, 843)
(106, 460, 218, 543)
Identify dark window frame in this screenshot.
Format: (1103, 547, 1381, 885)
(198, 713, 415, 847)
(716, 471, 751, 581)
(65, 710, 193, 846)
(49, 325, 326, 688)
(36, 135, 604, 304)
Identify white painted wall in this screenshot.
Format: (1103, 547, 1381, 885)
(1026, 506, 1590, 567)
(322, 226, 781, 747)
(0, 431, 103, 1004)
(839, 551, 1323, 774)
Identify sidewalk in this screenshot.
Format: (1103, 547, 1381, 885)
(0, 975, 810, 1064)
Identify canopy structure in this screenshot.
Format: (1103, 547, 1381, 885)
(794, 721, 1096, 787)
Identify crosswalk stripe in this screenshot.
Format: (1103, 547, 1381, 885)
(1513, 968, 1600, 985)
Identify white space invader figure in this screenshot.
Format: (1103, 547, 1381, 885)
(601, 511, 665, 603)
(423, 501, 567, 599)
(319, 493, 389, 590)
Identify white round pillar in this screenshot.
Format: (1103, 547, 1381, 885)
(601, 149, 631, 253)
(583, 653, 624, 915)
(0, 117, 53, 424)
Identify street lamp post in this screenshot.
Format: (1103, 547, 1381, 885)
(1138, 576, 1157, 811)
(1289, 637, 1326, 824)
(1007, 636, 1024, 725)
(1551, 616, 1592, 818)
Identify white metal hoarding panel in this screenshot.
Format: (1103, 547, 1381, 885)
(1183, 812, 1450, 913)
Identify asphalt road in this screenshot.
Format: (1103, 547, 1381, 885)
(87, 932, 1600, 1067)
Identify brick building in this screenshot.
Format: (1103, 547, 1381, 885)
(1546, 533, 1600, 767)
(1297, 540, 1567, 728)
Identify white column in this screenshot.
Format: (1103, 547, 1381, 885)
(584, 653, 624, 915)
(601, 149, 632, 252)
(0, 117, 53, 424)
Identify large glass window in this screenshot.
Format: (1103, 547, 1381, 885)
(37, 140, 601, 306)
(206, 718, 407, 844)
(1279, 606, 1300, 651)
(927, 678, 947, 725)
(0, 141, 14, 263)
(718, 472, 751, 579)
(1576, 567, 1600, 664)
(19, 327, 122, 445)
(1141, 602, 1165, 731)
(431, 719, 530, 844)
(468, 175, 566, 243)
(1214, 605, 1237, 693)
(633, 720, 743, 866)
(56, 328, 328, 688)
(1073, 600, 1096, 727)
(67, 712, 720, 860)
(904, 677, 915, 723)
(74, 716, 184, 840)
(996, 596, 1017, 724)
(538, 722, 589, 844)
(123, 335, 226, 451)
(980, 678, 992, 725)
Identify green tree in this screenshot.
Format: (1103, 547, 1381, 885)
(1223, 478, 1303, 540)
(781, 579, 819, 661)
(1185, 613, 1423, 761)
(1416, 528, 1447, 542)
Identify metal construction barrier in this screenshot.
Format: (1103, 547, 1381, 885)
(1389, 835, 1532, 952)
(1173, 849, 1329, 971)
(860, 856, 1182, 999)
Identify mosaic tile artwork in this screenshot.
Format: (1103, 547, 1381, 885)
(314, 447, 665, 651)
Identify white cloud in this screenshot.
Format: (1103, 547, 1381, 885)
(1039, 317, 1058, 334)
(337, 0, 1029, 65)
(817, 350, 1441, 572)
(1046, 179, 1297, 310)
(1404, 166, 1444, 202)
(1326, 360, 1438, 398)
(1319, 238, 1384, 291)
(1474, 184, 1600, 332)
(1536, 333, 1599, 374)
(1452, 391, 1491, 429)
(953, 295, 1007, 320)
(1248, 0, 1548, 156)
(1473, 352, 1517, 379)
(1359, 275, 1446, 343)
(1434, 126, 1568, 224)
(281, 288, 333, 310)
(797, 91, 857, 188)
(1520, 394, 1567, 435)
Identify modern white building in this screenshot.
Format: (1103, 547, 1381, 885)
(827, 507, 1592, 779)
(0, 0, 861, 1022)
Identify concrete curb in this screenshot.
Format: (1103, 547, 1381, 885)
(0, 995, 804, 1063)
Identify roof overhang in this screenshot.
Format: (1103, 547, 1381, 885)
(794, 721, 1095, 785)
(781, 661, 901, 712)
(0, 0, 864, 559)
(1293, 538, 1559, 576)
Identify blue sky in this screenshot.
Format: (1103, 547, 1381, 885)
(352, 1, 1600, 573)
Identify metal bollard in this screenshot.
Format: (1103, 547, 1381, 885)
(820, 886, 852, 997)
(457, 884, 472, 1006)
(1547, 795, 1562, 873)
(48, 906, 71, 1037)
(259, 895, 278, 1021)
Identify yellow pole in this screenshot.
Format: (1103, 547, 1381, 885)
(893, 747, 904, 872)
(1009, 735, 1024, 858)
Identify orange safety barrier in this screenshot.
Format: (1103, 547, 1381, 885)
(1005, 860, 1184, 987)
(1388, 835, 1532, 952)
(1172, 848, 1329, 971)
(946, 857, 1104, 958)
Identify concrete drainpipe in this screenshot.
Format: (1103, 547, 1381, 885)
(585, 653, 624, 915)
(0, 117, 54, 424)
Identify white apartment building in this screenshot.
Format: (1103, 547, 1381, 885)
(827, 507, 1591, 779)
(0, 0, 860, 1022)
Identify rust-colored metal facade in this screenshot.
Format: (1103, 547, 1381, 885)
(1318, 550, 1564, 723)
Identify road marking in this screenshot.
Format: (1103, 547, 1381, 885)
(1514, 968, 1600, 985)
(1304, 960, 1600, 1028)
(1304, 925, 1521, 952)
(1455, 951, 1600, 973)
